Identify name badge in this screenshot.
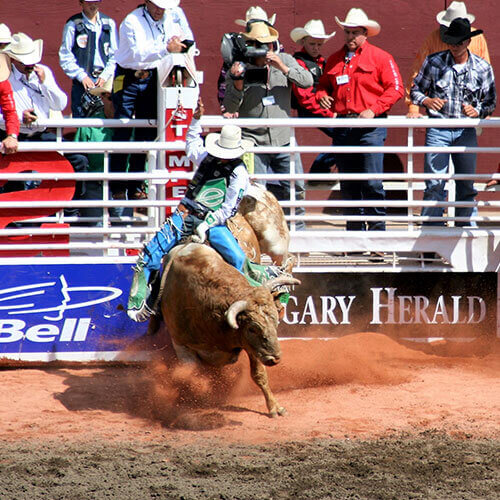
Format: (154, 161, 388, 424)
(336, 75, 349, 85)
(262, 95, 276, 106)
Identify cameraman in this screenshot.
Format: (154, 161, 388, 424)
(223, 21, 313, 230)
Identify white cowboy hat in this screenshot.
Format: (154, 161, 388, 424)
(149, 0, 180, 9)
(88, 78, 113, 95)
(235, 6, 276, 27)
(0, 24, 12, 44)
(241, 21, 279, 43)
(3, 33, 43, 65)
(205, 125, 253, 160)
(0, 53, 10, 81)
(436, 1, 475, 27)
(335, 8, 381, 37)
(290, 19, 335, 43)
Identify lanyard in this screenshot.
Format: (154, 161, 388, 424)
(142, 7, 165, 43)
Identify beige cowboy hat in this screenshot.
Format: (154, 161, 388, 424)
(235, 6, 276, 27)
(290, 19, 336, 43)
(0, 53, 10, 81)
(88, 78, 113, 95)
(0, 24, 12, 45)
(241, 21, 279, 43)
(335, 8, 381, 37)
(149, 0, 180, 9)
(205, 125, 253, 160)
(3, 33, 43, 65)
(436, 1, 475, 27)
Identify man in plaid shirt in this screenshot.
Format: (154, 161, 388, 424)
(411, 17, 496, 227)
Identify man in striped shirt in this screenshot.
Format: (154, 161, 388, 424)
(410, 18, 496, 227)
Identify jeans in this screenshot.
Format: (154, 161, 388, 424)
(330, 127, 387, 231)
(253, 151, 306, 230)
(110, 67, 157, 197)
(422, 127, 478, 227)
(310, 127, 336, 174)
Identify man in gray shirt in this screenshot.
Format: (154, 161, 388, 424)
(224, 21, 313, 230)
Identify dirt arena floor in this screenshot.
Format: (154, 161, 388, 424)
(1, 332, 499, 499)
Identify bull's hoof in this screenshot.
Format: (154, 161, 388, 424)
(269, 406, 287, 418)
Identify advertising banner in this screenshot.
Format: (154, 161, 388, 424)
(0, 265, 496, 362)
(281, 272, 497, 340)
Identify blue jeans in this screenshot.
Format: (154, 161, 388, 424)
(253, 151, 306, 230)
(110, 67, 157, 197)
(310, 127, 336, 174)
(330, 127, 387, 231)
(422, 127, 478, 226)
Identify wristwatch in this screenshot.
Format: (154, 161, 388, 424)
(7, 133, 18, 139)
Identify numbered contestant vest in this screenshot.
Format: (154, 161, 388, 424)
(182, 155, 242, 217)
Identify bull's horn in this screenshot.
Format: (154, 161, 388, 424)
(264, 276, 301, 291)
(225, 300, 249, 329)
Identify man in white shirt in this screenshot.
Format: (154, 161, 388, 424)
(109, 0, 193, 204)
(59, 0, 118, 117)
(1, 33, 89, 215)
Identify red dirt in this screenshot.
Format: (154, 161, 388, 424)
(1, 332, 499, 443)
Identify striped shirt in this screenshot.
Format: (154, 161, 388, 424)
(411, 50, 496, 119)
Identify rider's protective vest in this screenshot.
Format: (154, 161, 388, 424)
(182, 155, 242, 218)
(67, 13, 113, 78)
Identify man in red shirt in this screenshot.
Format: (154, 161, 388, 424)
(316, 8, 403, 230)
(0, 53, 19, 154)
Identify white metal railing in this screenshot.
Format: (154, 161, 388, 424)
(1, 115, 499, 271)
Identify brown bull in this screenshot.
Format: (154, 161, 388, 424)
(159, 242, 299, 417)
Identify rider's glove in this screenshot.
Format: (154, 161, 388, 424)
(192, 221, 210, 243)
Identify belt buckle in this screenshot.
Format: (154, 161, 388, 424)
(92, 69, 103, 78)
(134, 70, 150, 80)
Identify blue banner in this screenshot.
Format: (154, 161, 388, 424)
(0, 264, 147, 359)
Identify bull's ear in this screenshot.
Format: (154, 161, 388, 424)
(225, 300, 249, 329)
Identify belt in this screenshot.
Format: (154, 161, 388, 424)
(118, 65, 157, 80)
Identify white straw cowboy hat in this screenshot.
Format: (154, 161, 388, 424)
(235, 6, 276, 27)
(335, 8, 381, 37)
(205, 125, 253, 160)
(290, 19, 336, 43)
(88, 78, 113, 95)
(436, 1, 475, 27)
(149, 0, 180, 9)
(0, 24, 12, 44)
(241, 21, 279, 43)
(3, 33, 43, 65)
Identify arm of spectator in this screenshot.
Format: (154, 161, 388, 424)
(475, 66, 496, 118)
(292, 83, 334, 118)
(0, 80, 20, 137)
(99, 19, 118, 83)
(475, 33, 490, 64)
(280, 53, 313, 89)
(38, 66, 68, 111)
(58, 21, 88, 83)
(174, 7, 194, 42)
(222, 64, 244, 114)
(410, 57, 433, 109)
(120, 16, 168, 67)
(369, 54, 404, 116)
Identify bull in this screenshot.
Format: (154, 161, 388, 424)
(158, 242, 299, 417)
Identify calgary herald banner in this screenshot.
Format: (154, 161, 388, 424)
(0, 265, 496, 361)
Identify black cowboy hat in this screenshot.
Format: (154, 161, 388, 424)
(440, 17, 483, 45)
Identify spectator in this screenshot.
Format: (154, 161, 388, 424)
(410, 18, 496, 227)
(218, 6, 277, 111)
(0, 53, 19, 154)
(406, 2, 490, 118)
(316, 8, 403, 231)
(0, 23, 12, 51)
(127, 99, 290, 322)
(109, 0, 193, 205)
(223, 21, 313, 230)
(290, 19, 336, 178)
(59, 0, 118, 118)
(1, 33, 89, 215)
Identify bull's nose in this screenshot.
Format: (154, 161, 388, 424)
(262, 355, 280, 366)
